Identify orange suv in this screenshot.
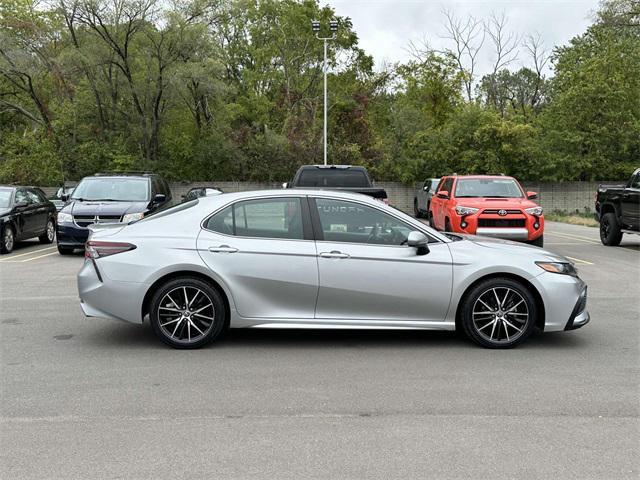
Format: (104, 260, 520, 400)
(428, 175, 544, 247)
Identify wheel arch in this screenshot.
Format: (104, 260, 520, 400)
(141, 270, 231, 327)
(600, 202, 620, 218)
(454, 272, 546, 332)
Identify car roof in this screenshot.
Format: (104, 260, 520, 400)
(445, 175, 516, 180)
(197, 188, 383, 206)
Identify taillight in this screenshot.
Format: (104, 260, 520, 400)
(85, 241, 136, 259)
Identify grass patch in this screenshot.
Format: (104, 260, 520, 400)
(546, 211, 599, 227)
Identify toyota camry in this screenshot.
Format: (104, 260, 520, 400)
(78, 190, 589, 349)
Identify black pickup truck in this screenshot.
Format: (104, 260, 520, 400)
(284, 165, 388, 203)
(596, 167, 640, 245)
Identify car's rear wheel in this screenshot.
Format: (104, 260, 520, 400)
(428, 211, 435, 229)
(39, 219, 55, 244)
(1, 225, 15, 254)
(413, 199, 422, 218)
(149, 277, 227, 349)
(600, 212, 622, 246)
(460, 277, 537, 348)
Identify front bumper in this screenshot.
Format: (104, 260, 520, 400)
(476, 227, 529, 241)
(565, 287, 590, 330)
(450, 210, 543, 242)
(57, 223, 89, 248)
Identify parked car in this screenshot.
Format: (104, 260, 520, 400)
(414, 178, 440, 218)
(0, 185, 57, 254)
(50, 184, 76, 211)
(78, 189, 588, 350)
(595, 167, 640, 246)
(56, 172, 172, 255)
(181, 186, 223, 202)
(428, 175, 544, 247)
(284, 165, 388, 203)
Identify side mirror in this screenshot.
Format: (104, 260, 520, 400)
(282, 182, 289, 189)
(423, 185, 429, 191)
(436, 190, 449, 199)
(527, 191, 538, 200)
(407, 231, 430, 256)
(60, 193, 70, 202)
(152, 193, 166, 204)
(14, 201, 28, 209)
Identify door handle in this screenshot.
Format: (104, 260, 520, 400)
(208, 245, 238, 253)
(319, 250, 350, 259)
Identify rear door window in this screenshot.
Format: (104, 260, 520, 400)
(206, 198, 305, 240)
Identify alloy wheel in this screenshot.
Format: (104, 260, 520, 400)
(4, 228, 14, 252)
(157, 286, 216, 344)
(46, 221, 55, 241)
(472, 287, 529, 344)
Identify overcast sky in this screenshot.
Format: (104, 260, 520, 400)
(324, 0, 600, 74)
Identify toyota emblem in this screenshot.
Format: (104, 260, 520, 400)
(498, 209, 507, 216)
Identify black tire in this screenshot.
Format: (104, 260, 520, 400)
(413, 199, 422, 218)
(600, 212, 622, 246)
(459, 277, 537, 349)
(149, 276, 227, 349)
(529, 235, 544, 248)
(39, 218, 55, 244)
(1, 225, 15, 254)
(445, 218, 452, 232)
(57, 244, 74, 255)
(428, 211, 436, 229)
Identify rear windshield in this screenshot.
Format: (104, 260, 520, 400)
(455, 178, 523, 198)
(71, 177, 150, 202)
(0, 188, 12, 208)
(297, 169, 370, 188)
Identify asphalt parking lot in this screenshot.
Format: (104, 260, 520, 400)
(1, 222, 638, 479)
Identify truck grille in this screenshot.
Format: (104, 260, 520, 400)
(482, 209, 522, 214)
(73, 215, 122, 228)
(478, 218, 526, 228)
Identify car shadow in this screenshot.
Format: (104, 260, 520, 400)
(83, 323, 590, 351)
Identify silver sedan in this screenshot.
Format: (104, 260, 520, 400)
(78, 189, 589, 349)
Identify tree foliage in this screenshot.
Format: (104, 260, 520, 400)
(0, 0, 638, 185)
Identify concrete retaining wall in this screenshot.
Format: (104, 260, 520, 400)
(42, 181, 606, 214)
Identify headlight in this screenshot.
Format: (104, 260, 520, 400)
(455, 206, 479, 216)
(57, 212, 73, 223)
(536, 261, 578, 277)
(525, 206, 543, 216)
(122, 212, 144, 223)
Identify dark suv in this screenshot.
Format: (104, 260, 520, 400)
(56, 172, 172, 254)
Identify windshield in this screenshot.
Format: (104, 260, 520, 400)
(0, 188, 12, 208)
(71, 178, 149, 202)
(297, 169, 370, 188)
(455, 178, 523, 198)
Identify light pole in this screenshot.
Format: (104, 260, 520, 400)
(312, 20, 338, 166)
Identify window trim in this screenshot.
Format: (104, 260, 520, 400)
(308, 196, 442, 246)
(201, 196, 314, 241)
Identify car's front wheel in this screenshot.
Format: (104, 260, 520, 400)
(1, 225, 15, 254)
(600, 212, 622, 246)
(413, 199, 422, 218)
(39, 219, 55, 244)
(149, 277, 227, 349)
(460, 277, 537, 348)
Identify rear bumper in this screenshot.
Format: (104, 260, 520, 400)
(77, 259, 147, 324)
(57, 223, 89, 247)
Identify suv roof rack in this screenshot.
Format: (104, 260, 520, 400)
(93, 171, 155, 177)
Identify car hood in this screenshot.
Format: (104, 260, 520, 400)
(62, 201, 148, 216)
(457, 233, 569, 262)
(453, 197, 538, 210)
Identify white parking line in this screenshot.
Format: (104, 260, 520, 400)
(20, 251, 59, 262)
(0, 246, 56, 261)
(546, 231, 600, 244)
